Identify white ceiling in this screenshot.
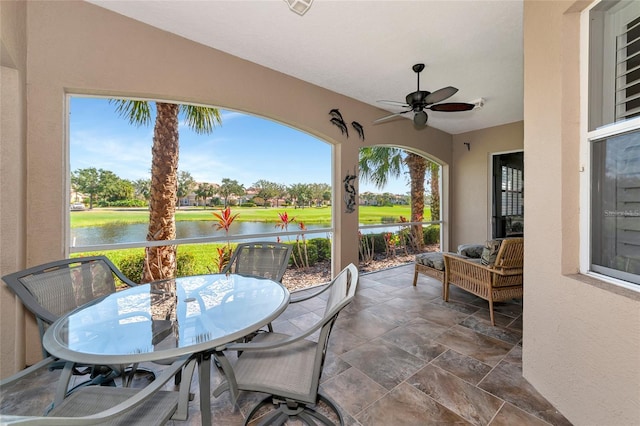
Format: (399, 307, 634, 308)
(86, 0, 523, 135)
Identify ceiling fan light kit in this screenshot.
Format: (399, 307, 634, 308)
(375, 63, 477, 128)
(414, 111, 428, 126)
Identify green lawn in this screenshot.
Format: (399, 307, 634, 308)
(70, 205, 428, 228)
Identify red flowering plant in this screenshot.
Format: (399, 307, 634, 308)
(275, 211, 296, 231)
(295, 221, 310, 268)
(275, 211, 298, 267)
(212, 207, 240, 272)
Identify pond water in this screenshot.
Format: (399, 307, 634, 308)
(71, 221, 333, 247)
(71, 221, 403, 247)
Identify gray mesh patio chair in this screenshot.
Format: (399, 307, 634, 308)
(1, 256, 160, 386)
(212, 263, 359, 426)
(2, 256, 138, 357)
(222, 242, 293, 332)
(222, 242, 292, 283)
(0, 354, 196, 425)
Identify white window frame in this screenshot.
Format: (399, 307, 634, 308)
(580, 0, 640, 293)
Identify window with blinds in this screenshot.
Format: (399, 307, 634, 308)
(589, 0, 640, 130)
(615, 15, 640, 121)
(588, 0, 640, 287)
(501, 166, 524, 217)
(591, 131, 640, 285)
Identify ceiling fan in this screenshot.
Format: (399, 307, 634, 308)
(375, 63, 475, 127)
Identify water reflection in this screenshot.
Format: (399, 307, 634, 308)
(71, 221, 331, 246)
(71, 220, 401, 246)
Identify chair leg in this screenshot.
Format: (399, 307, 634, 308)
(489, 300, 496, 326)
(244, 394, 343, 426)
(243, 396, 281, 425)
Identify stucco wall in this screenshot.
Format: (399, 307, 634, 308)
(450, 122, 524, 248)
(0, 0, 28, 379)
(1, 0, 455, 371)
(523, 1, 640, 425)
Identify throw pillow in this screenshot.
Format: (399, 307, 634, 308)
(481, 239, 502, 266)
(457, 244, 485, 258)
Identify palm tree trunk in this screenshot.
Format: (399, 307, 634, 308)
(405, 153, 427, 250)
(430, 162, 440, 221)
(142, 103, 179, 283)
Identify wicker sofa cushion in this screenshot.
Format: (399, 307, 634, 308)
(415, 252, 446, 271)
(481, 239, 503, 266)
(416, 252, 476, 271)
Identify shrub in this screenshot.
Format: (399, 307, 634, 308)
(176, 252, 198, 277)
(290, 241, 318, 267)
(370, 233, 388, 254)
(240, 202, 256, 208)
(116, 251, 200, 283)
(96, 199, 148, 208)
(309, 237, 331, 262)
(423, 225, 440, 245)
(117, 252, 145, 283)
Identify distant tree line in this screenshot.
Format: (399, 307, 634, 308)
(71, 167, 355, 209)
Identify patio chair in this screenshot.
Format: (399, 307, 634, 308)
(0, 354, 196, 425)
(222, 242, 293, 332)
(443, 237, 524, 325)
(1, 256, 159, 386)
(222, 242, 292, 282)
(212, 263, 359, 425)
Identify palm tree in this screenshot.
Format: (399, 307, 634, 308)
(112, 100, 222, 282)
(359, 147, 436, 250)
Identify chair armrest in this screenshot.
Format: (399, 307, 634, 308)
(444, 253, 518, 275)
(220, 325, 320, 352)
(289, 283, 331, 303)
(1, 355, 193, 425)
(443, 253, 492, 277)
(0, 357, 57, 388)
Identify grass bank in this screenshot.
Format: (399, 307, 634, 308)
(70, 205, 427, 228)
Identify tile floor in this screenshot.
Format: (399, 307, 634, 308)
(1, 264, 572, 425)
(175, 264, 570, 425)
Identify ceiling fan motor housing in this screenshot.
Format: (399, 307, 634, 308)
(406, 91, 430, 109)
(374, 63, 475, 127)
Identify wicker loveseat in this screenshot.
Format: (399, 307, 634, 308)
(413, 243, 485, 285)
(443, 237, 524, 325)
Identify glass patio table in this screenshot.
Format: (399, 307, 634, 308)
(42, 273, 290, 425)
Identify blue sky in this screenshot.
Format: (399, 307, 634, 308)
(69, 97, 409, 194)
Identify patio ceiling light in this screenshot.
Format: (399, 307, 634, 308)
(284, 0, 313, 16)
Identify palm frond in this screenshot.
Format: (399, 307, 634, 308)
(358, 146, 404, 189)
(110, 99, 152, 127)
(180, 105, 223, 135)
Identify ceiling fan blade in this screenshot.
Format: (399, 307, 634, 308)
(424, 86, 458, 105)
(373, 110, 411, 124)
(429, 102, 475, 112)
(377, 100, 411, 108)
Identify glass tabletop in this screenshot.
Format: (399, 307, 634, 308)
(42, 274, 290, 364)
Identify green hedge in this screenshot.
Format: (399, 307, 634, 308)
(76, 227, 439, 284)
(287, 237, 330, 267)
(97, 199, 148, 208)
(117, 251, 199, 284)
(423, 225, 440, 244)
